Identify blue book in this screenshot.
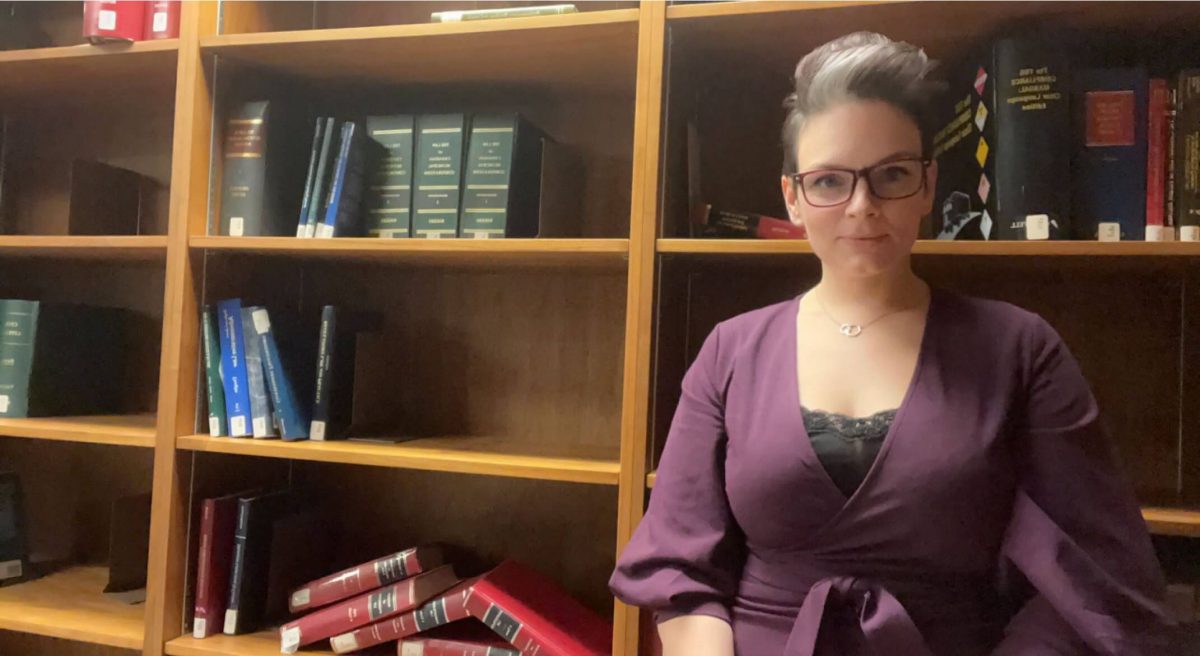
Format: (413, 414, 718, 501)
(250, 308, 309, 440)
(295, 118, 327, 237)
(216, 299, 252, 437)
(317, 121, 375, 238)
(240, 307, 276, 439)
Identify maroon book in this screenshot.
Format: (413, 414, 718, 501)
(192, 493, 241, 639)
(331, 578, 476, 654)
(82, 0, 145, 43)
(280, 565, 458, 653)
(290, 545, 445, 613)
(463, 561, 611, 656)
(143, 0, 181, 40)
(398, 622, 520, 656)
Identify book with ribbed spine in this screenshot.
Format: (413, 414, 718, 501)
(330, 578, 473, 653)
(201, 306, 228, 436)
(292, 545, 445, 613)
(413, 114, 467, 238)
(397, 623, 520, 656)
(365, 115, 416, 238)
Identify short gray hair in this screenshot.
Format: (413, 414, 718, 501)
(782, 31, 946, 173)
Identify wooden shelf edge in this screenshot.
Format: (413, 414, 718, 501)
(1141, 507, 1200, 537)
(0, 38, 178, 65)
(0, 236, 169, 260)
(177, 435, 621, 486)
(165, 631, 308, 656)
(0, 415, 156, 448)
(0, 566, 145, 650)
(666, 0, 899, 21)
(201, 9, 639, 49)
(190, 236, 630, 266)
(657, 238, 1200, 257)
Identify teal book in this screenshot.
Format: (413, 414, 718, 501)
(459, 113, 545, 239)
(201, 305, 228, 437)
(413, 114, 467, 238)
(364, 115, 415, 238)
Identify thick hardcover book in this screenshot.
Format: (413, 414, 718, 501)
(240, 307, 276, 439)
(464, 561, 611, 656)
(309, 306, 379, 441)
(0, 472, 29, 587)
(430, 4, 577, 22)
(1147, 78, 1170, 241)
(143, 0, 180, 39)
(224, 489, 298, 635)
(331, 577, 473, 654)
(296, 119, 327, 237)
(1174, 70, 1200, 241)
(251, 308, 310, 440)
(397, 623, 520, 656)
(459, 114, 544, 239)
(304, 117, 338, 238)
(318, 121, 379, 238)
(934, 33, 1072, 240)
(219, 100, 306, 236)
(0, 301, 140, 418)
(216, 299, 252, 437)
(1071, 67, 1148, 241)
(83, 0, 145, 43)
(279, 565, 459, 653)
(365, 115, 416, 238)
(201, 306, 228, 436)
(413, 114, 467, 238)
(262, 508, 336, 624)
(291, 545, 445, 613)
(193, 492, 241, 639)
(691, 204, 807, 239)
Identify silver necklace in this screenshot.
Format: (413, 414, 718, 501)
(813, 290, 915, 338)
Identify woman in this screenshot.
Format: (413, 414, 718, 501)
(610, 32, 1173, 655)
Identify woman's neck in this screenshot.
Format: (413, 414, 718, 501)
(809, 267, 928, 319)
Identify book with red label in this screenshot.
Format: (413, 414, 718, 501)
(398, 622, 520, 656)
(690, 203, 807, 240)
(331, 578, 476, 654)
(463, 560, 611, 656)
(191, 491, 243, 639)
(143, 0, 181, 40)
(290, 545, 445, 613)
(280, 564, 458, 654)
(1147, 78, 1170, 240)
(82, 0, 146, 43)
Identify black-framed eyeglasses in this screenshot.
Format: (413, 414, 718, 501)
(789, 157, 932, 208)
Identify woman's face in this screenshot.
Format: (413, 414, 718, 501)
(780, 99, 937, 278)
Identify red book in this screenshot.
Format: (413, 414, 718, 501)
(143, 0, 181, 40)
(331, 578, 476, 654)
(290, 545, 445, 613)
(463, 561, 611, 656)
(1147, 78, 1169, 239)
(398, 623, 520, 656)
(191, 493, 241, 639)
(82, 0, 146, 43)
(280, 565, 459, 654)
(691, 203, 808, 240)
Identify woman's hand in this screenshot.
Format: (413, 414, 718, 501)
(658, 614, 736, 656)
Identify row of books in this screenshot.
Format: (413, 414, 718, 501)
(83, 0, 180, 43)
(201, 301, 375, 441)
(191, 487, 611, 654)
(218, 103, 546, 240)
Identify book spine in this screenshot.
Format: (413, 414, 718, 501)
(1168, 84, 1179, 237)
(992, 36, 1071, 240)
(305, 117, 337, 238)
(1147, 78, 1168, 239)
(460, 115, 517, 238)
(220, 101, 270, 236)
(0, 300, 37, 418)
(193, 500, 219, 638)
(401, 640, 520, 656)
(413, 114, 467, 238)
(216, 299, 251, 436)
(318, 122, 356, 238)
(464, 592, 547, 655)
(82, 0, 146, 43)
(240, 308, 276, 438)
(143, 0, 181, 39)
(293, 546, 441, 613)
(331, 582, 469, 653)
(296, 119, 326, 237)
(254, 309, 308, 440)
(366, 115, 416, 237)
(431, 4, 577, 22)
(282, 582, 412, 653)
(1175, 70, 1200, 240)
(201, 306, 228, 436)
(223, 499, 252, 635)
(309, 306, 336, 441)
(694, 207, 806, 240)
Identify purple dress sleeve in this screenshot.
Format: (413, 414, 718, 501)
(609, 323, 745, 625)
(993, 317, 1175, 655)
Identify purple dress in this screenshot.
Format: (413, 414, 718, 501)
(610, 287, 1173, 655)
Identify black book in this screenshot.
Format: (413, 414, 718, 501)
(309, 306, 381, 441)
(223, 489, 300, 635)
(0, 472, 29, 587)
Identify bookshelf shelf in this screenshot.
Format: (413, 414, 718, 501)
(177, 434, 622, 486)
(199, 9, 639, 95)
(190, 236, 630, 268)
(0, 565, 144, 649)
(0, 236, 169, 261)
(165, 631, 305, 656)
(666, 0, 895, 21)
(0, 39, 178, 101)
(0, 415, 155, 448)
(657, 239, 1200, 257)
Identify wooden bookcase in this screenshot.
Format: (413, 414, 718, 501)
(0, 1, 1198, 655)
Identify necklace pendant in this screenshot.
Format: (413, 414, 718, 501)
(839, 323, 863, 338)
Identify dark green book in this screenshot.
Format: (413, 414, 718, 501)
(413, 114, 467, 239)
(201, 305, 228, 437)
(218, 100, 307, 237)
(459, 113, 545, 239)
(365, 115, 415, 238)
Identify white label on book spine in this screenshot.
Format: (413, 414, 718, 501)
(230, 217, 244, 236)
(304, 224, 316, 238)
(253, 417, 268, 437)
(252, 308, 271, 335)
(209, 416, 221, 436)
(1146, 225, 1165, 242)
(0, 560, 22, 580)
(192, 617, 206, 639)
(153, 11, 167, 32)
(291, 588, 311, 608)
(0, 396, 8, 413)
(316, 223, 335, 239)
(1183, 226, 1200, 241)
(281, 626, 301, 654)
(229, 416, 247, 436)
(98, 9, 117, 30)
(331, 634, 360, 653)
(1098, 222, 1121, 242)
(310, 421, 326, 441)
(400, 644, 425, 656)
(1025, 214, 1050, 241)
(223, 609, 237, 634)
